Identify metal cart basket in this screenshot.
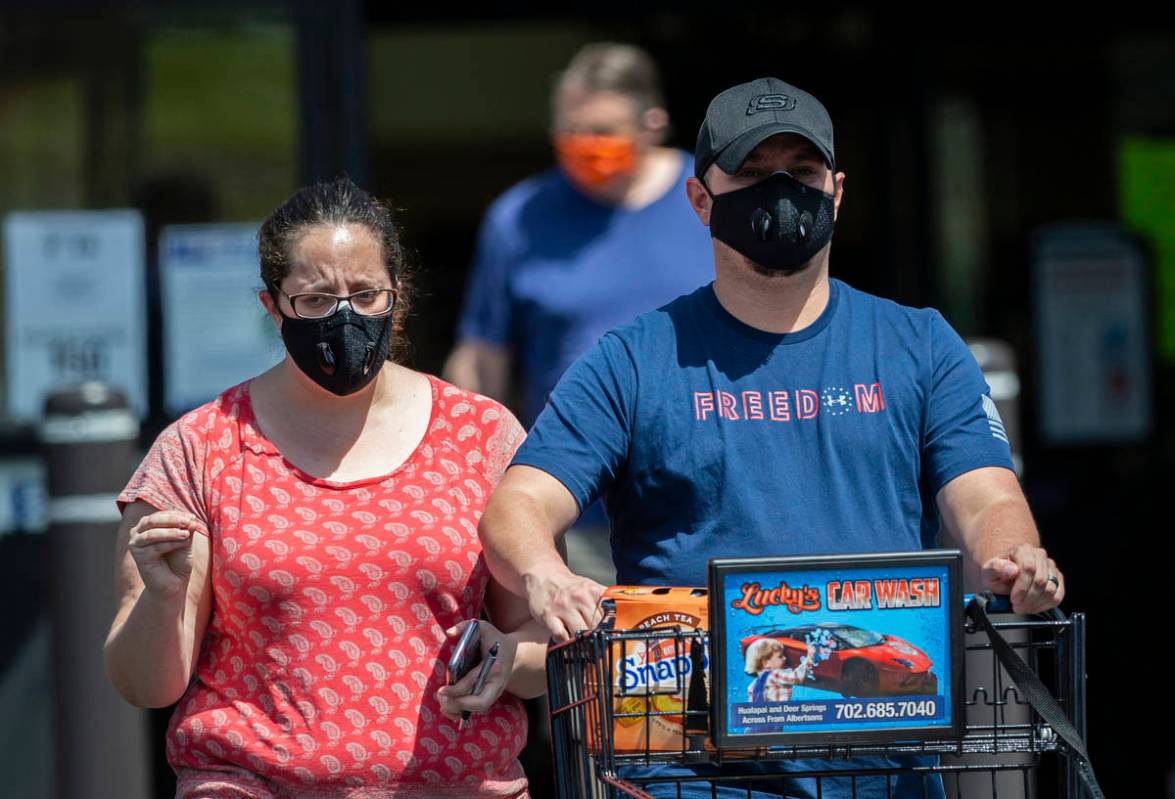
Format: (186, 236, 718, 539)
(546, 604, 1092, 799)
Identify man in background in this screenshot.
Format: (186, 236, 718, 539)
(444, 42, 713, 581)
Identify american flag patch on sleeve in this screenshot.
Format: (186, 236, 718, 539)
(981, 395, 1009, 444)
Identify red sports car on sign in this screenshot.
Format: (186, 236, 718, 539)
(739, 622, 937, 697)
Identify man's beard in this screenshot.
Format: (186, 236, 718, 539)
(745, 253, 816, 279)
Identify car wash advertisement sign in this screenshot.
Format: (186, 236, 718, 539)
(708, 551, 963, 747)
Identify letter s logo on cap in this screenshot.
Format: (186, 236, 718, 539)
(747, 94, 797, 115)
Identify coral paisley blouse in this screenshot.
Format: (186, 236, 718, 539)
(118, 375, 529, 798)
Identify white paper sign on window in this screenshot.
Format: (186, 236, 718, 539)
(160, 224, 282, 415)
(3, 210, 147, 420)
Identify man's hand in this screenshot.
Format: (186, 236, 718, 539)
(523, 567, 607, 642)
(981, 542, 1064, 614)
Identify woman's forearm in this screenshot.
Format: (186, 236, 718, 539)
(104, 587, 197, 708)
(504, 618, 551, 700)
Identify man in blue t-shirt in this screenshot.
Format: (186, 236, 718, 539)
(479, 77, 1066, 798)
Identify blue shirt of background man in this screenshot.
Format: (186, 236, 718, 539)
(513, 278, 1014, 799)
(456, 150, 714, 428)
(513, 277, 1015, 587)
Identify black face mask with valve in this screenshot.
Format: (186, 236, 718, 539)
(279, 305, 394, 396)
(706, 171, 836, 274)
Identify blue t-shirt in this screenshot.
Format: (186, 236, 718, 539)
(456, 151, 714, 428)
(513, 277, 1014, 584)
(515, 279, 1012, 798)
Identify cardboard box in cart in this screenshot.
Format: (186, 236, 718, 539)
(597, 586, 712, 753)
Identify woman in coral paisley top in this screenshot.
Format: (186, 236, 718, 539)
(104, 178, 548, 799)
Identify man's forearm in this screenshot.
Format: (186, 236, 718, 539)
(938, 468, 1041, 578)
(443, 341, 511, 401)
(964, 496, 1039, 561)
(479, 485, 569, 596)
(938, 467, 1063, 612)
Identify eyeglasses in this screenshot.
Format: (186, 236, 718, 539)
(274, 287, 397, 319)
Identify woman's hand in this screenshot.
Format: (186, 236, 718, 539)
(435, 619, 518, 724)
(106, 502, 214, 709)
(127, 510, 205, 598)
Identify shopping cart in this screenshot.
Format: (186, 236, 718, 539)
(546, 595, 1097, 799)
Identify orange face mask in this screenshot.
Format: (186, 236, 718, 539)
(553, 133, 639, 191)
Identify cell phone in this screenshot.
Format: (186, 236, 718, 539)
(447, 620, 482, 686)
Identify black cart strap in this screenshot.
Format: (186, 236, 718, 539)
(965, 595, 1105, 799)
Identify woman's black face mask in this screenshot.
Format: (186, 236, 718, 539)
(278, 305, 394, 396)
(705, 171, 836, 275)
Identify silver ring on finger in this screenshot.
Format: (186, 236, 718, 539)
(1047, 575, 1060, 587)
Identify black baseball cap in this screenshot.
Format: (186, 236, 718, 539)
(694, 77, 835, 180)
